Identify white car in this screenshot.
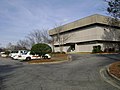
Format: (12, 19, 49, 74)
(9, 50, 28, 59)
(0, 52, 8, 57)
(16, 51, 51, 60)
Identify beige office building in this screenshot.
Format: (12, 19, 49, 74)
(49, 14, 120, 52)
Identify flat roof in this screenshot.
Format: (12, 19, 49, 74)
(49, 14, 117, 35)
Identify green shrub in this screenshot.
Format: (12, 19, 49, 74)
(5, 51, 10, 55)
(97, 45, 102, 52)
(92, 46, 97, 53)
(31, 43, 52, 56)
(61, 52, 66, 54)
(92, 45, 102, 53)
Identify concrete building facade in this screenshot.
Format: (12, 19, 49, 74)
(49, 14, 120, 53)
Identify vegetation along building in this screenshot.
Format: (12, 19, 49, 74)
(49, 14, 120, 53)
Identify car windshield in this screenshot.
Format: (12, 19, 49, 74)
(22, 51, 29, 55)
(11, 51, 18, 53)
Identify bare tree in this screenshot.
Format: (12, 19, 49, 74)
(105, 0, 120, 19)
(54, 24, 62, 52)
(6, 42, 21, 51)
(17, 29, 51, 49)
(17, 39, 29, 50)
(6, 42, 14, 50)
(105, 0, 120, 27)
(26, 30, 42, 46)
(41, 28, 52, 43)
(52, 23, 72, 53)
(103, 0, 120, 52)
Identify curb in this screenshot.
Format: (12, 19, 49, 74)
(100, 66, 120, 89)
(28, 60, 68, 64)
(28, 55, 72, 65)
(107, 64, 120, 81)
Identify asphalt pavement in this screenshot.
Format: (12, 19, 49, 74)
(0, 54, 120, 90)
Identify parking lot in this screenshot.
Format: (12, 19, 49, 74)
(0, 54, 120, 90)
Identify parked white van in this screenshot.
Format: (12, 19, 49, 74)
(9, 50, 28, 59)
(16, 51, 51, 61)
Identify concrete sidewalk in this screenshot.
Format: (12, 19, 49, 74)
(100, 66, 120, 89)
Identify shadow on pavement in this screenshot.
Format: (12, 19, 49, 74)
(0, 64, 22, 90)
(95, 54, 120, 61)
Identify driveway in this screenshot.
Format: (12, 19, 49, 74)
(0, 54, 120, 90)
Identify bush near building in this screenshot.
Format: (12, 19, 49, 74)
(31, 43, 52, 56)
(92, 45, 102, 53)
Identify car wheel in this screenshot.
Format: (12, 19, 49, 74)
(26, 57, 31, 61)
(42, 56, 48, 59)
(46, 56, 48, 59)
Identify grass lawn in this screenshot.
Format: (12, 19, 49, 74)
(27, 54, 69, 64)
(109, 61, 120, 78)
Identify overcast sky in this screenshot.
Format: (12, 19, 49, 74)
(0, 0, 107, 47)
